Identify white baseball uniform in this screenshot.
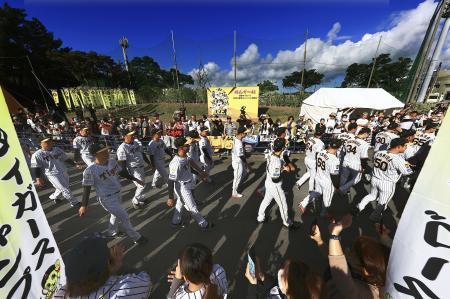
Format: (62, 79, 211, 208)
(257, 153, 292, 227)
(231, 137, 246, 196)
(117, 140, 147, 205)
(358, 151, 412, 211)
(169, 155, 208, 228)
(148, 138, 169, 187)
(31, 147, 79, 206)
(72, 135, 95, 166)
(312, 150, 340, 208)
(82, 159, 141, 241)
(413, 132, 435, 147)
(296, 137, 324, 191)
(187, 141, 201, 187)
(199, 136, 214, 179)
(340, 138, 369, 193)
(374, 131, 398, 152)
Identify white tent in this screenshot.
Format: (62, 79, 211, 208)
(299, 88, 404, 123)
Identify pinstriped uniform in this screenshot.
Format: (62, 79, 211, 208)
(169, 264, 228, 299)
(117, 140, 147, 205)
(148, 139, 169, 187)
(199, 136, 214, 176)
(296, 137, 324, 191)
(314, 150, 340, 208)
(72, 135, 95, 166)
(82, 159, 141, 241)
(232, 137, 246, 195)
(31, 147, 79, 205)
(374, 131, 398, 152)
(340, 138, 369, 192)
(169, 155, 208, 227)
(257, 153, 292, 226)
(337, 132, 355, 159)
(358, 151, 413, 211)
(187, 141, 201, 187)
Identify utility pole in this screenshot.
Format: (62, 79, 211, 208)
(367, 35, 382, 88)
(300, 29, 308, 95)
(119, 37, 130, 72)
(171, 30, 182, 107)
(234, 30, 237, 87)
(417, 1, 450, 103)
(26, 55, 49, 111)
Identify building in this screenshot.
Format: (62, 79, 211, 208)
(427, 69, 450, 102)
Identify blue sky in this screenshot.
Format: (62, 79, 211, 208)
(3, 0, 446, 86)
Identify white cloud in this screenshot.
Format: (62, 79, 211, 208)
(190, 0, 446, 87)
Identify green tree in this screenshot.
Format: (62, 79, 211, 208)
(282, 69, 324, 91)
(257, 80, 279, 94)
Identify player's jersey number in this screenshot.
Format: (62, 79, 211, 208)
(374, 158, 388, 171)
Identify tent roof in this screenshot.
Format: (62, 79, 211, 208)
(302, 88, 404, 110)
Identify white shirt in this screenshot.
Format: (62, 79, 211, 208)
(73, 135, 94, 156)
(414, 132, 435, 147)
(148, 139, 167, 161)
(54, 271, 151, 299)
(31, 147, 67, 175)
(199, 136, 213, 165)
(169, 155, 193, 182)
(342, 138, 369, 170)
(374, 131, 398, 152)
(117, 140, 145, 168)
(315, 150, 340, 184)
(232, 138, 245, 163)
(82, 159, 122, 198)
(266, 153, 284, 184)
(305, 137, 325, 160)
(372, 151, 412, 183)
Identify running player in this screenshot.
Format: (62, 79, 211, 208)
(117, 131, 152, 209)
(374, 123, 399, 152)
(32, 137, 81, 207)
(257, 138, 299, 230)
(73, 127, 95, 167)
(199, 126, 214, 183)
(186, 130, 201, 186)
(167, 137, 213, 230)
(355, 138, 413, 223)
(295, 129, 324, 191)
(148, 128, 173, 188)
(231, 127, 250, 199)
(79, 143, 148, 244)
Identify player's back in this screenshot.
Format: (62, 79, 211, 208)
(414, 132, 435, 147)
(343, 138, 369, 169)
(232, 138, 244, 163)
(31, 147, 66, 175)
(305, 137, 324, 160)
(374, 131, 398, 152)
(169, 155, 192, 182)
(372, 151, 411, 183)
(266, 153, 283, 182)
(315, 150, 339, 183)
(148, 139, 165, 159)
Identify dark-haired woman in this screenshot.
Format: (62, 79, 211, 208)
(167, 243, 228, 299)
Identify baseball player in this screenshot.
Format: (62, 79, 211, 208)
(413, 123, 437, 148)
(231, 127, 250, 199)
(299, 139, 342, 218)
(199, 126, 214, 183)
(167, 137, 213, 230)
(257, 138, 299, 230)
(186, 130, 202, 186)
(79, 143, 148, 244)
(337, 122, 357, 143)
(117, 131, 152, 209)
(295, 129, 324, 191)
(148, 128, 173, 188)
(339, 127, 371, 194)
(401, 129, 418, 160)
(31, 137, 81, 207)
(355, 138, 412, 223)
(73, 127, 95, 167)
(374, 123, 399, 152)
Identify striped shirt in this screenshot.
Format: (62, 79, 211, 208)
(305, 137, 325, 160)
(374, 131, 398, 152)
(199, 136, 213, 164)
(170, 264, 228, 299)
(413, 132, 435, 147)
(117, 140, 145, 168)
(31, 147, 67, 175)
(342, 138, 369, 170)
(54, 271, 151, 299)
(372, 151, 412, 183)
(315, 150, 340, 183)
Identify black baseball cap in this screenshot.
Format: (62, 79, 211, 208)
(174, 137, 189, 148)
(387, 123, 399, 130)
(275, 127, 287, 137)
(389, 137, 406, 149)
(273, 138, 286, 151)
(358, 127, 371, 135)
(88, 143, 107, 155)
(401, 129, 416, 138)
(39, 136, 52, 143)
(329, 139, 342, 149)
(237, 127, 249, 134)
(64, 236, 109, 285)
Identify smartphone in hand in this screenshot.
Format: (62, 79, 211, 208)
(248, 245, 256, 278)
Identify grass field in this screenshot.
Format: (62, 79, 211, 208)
(93, 103, 299, 123)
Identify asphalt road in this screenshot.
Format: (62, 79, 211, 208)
(38, 152, 409, 298)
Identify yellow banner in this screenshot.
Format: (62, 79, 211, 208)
(50, 90, 59, 105)
(207, 86, 259, 121)
(0, 86, 66, 298)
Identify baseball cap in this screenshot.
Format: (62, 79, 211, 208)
(237, 127, 250, 134)
(425, 123, 437, 130)
(358, 127, 371, 135)
(199, 126, 209, 132)
(275, 127, 286, 137)
(389, 138, 406, 149)
(348, 123, 358, 131)
(126, 130, 136, 136)
(401, 129, 416, 138)
(174, 137, 189, 148)
(39, 136, 51, 143)
(273, 138, 286, 151)
(88, 143, 107, 155)
(80, 127, 89, 132)
(387, 123, 399, 130)
(329, 139, 342, 149)
(187, 130, 200, 140)
(64, 236, 109, 285)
